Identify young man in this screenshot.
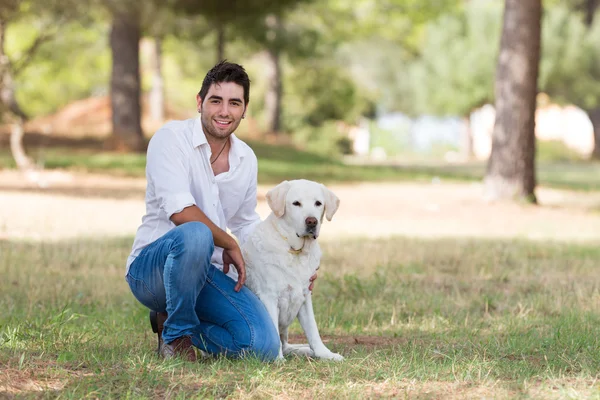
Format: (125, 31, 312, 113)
(125, 61, 279, 361)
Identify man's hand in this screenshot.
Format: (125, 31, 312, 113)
(309, 273, 318, 292)
(223, 244, 246, 292)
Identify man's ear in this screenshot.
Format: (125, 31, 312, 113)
(267, 181, 291, 217)
(196, 93, 203, 112)
(321, 184, 340, 221)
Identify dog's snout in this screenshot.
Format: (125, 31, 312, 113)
(305, 217, 318, 228)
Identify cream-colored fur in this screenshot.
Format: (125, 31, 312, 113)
(243, 179, 343, 361)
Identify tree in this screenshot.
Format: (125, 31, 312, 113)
(538, 3, 600, 160)
(581, 0, 600, 159)
(101, 1, 145, 151)
(485, 0, 541, 203)
(0, 0, 82, 170)
(407, 1, 503, 158)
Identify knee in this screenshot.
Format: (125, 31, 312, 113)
(253, 335, 280, 362)
(173, 222, 214, 261)
(243, 325, 280, 362)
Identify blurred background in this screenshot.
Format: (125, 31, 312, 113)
(0, 0, 599, 197)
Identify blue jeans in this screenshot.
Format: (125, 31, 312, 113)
(126, 221, 279, 361)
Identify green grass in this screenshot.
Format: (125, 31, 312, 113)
(1, 237, 599, 398)
(2, 140, 600, 189)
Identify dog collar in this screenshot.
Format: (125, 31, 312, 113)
(271, 220, 306, 255)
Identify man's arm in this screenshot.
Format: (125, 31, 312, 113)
(171, 205, 236, 250)
(171, 205, 246, 292)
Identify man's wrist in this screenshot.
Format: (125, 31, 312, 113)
(221, 235, 238, 251)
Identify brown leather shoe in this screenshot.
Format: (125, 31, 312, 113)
(159, 336, 197, 362)
(149, 311, 168, 354)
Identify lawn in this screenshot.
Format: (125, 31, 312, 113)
(1, 236, 599, 398)
(1, 139, 599, 190)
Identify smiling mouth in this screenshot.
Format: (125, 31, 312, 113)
(214, 120, 232, 128)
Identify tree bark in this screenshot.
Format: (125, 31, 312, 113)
(460, 115, 473, 161)
(264, 14, 283, 135)
(484, 0, 541, 203)
(216, 24, 225, 63)
(108, 8, 144, 152)
(585, 0, 599, 26)
(149, 37, 164, 122)
(588, 109, 600, 160)
(584, 0, 600, 159)
(264, 48, 282, 134)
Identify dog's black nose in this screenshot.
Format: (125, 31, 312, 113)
(305, 217, 318, 228)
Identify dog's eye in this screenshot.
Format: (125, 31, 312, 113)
(315, 201, 322, 207)
(293, 201, 302, 207)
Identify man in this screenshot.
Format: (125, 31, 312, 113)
(125, 61, 280, 361)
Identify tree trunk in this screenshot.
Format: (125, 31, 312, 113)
(583, 1, 599, 159)
(216, 24, 225, 63)
(460, 115, 473, 161)
(108, 8, 144, 152)
(9, 120, 33, 169)
(264, 14, 283, 135)
(585, 0, 599, 26)
(149, 37, 164, 122)
(484, 0, 541, 203)
(588, 108, 600, 160)
(0, 15, 32, 170)
(264, 48, 282, 134)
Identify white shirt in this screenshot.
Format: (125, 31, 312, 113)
(126, 117, 261, 275)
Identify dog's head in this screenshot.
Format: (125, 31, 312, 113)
(266, 179, 339, 239)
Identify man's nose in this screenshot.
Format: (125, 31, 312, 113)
(218, 104, 229, 116)
(305, 217, 318, 228)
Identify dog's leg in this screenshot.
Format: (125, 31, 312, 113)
(280, 326, 290, 351)
(262, 299, 285, 361)
(297, 293, 344, 361)
(281, 326, 314, 357)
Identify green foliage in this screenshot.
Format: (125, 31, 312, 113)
(406, 2, 600, 118)
(158, 34, 221, 111)
(536, 140, 586, 162)
(290, 121, 354, 156)
(539, 6, 600, 110)
(407, 1, 502, 117)
(283, 63, 373, 130)
(10, 21, 110, 117)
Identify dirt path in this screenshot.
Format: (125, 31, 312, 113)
(2, 169, 600, 242)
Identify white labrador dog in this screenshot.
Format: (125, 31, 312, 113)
(242, 179, 343, 361)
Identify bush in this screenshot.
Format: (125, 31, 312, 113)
(292, 121, 351, 157)
(537, 140, 585, 162)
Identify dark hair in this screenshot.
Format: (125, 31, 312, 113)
(198, 60, 250, 105)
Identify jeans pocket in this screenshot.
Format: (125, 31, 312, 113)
(126, 273, 160, 311)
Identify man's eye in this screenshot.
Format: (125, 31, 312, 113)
(315, 201, 322, 207)
(293, 201, 302, 206)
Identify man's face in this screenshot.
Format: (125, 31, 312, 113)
(197, 82, 246, 140)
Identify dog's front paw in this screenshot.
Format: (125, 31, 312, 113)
(315, 351, 344, 361)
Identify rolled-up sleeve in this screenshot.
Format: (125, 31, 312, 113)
(229, 154, 261, 244)
(146, 128, 195, 219)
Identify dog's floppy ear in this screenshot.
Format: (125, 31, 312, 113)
(321, 184, 340, 221)
(267, 180, 291, 217)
